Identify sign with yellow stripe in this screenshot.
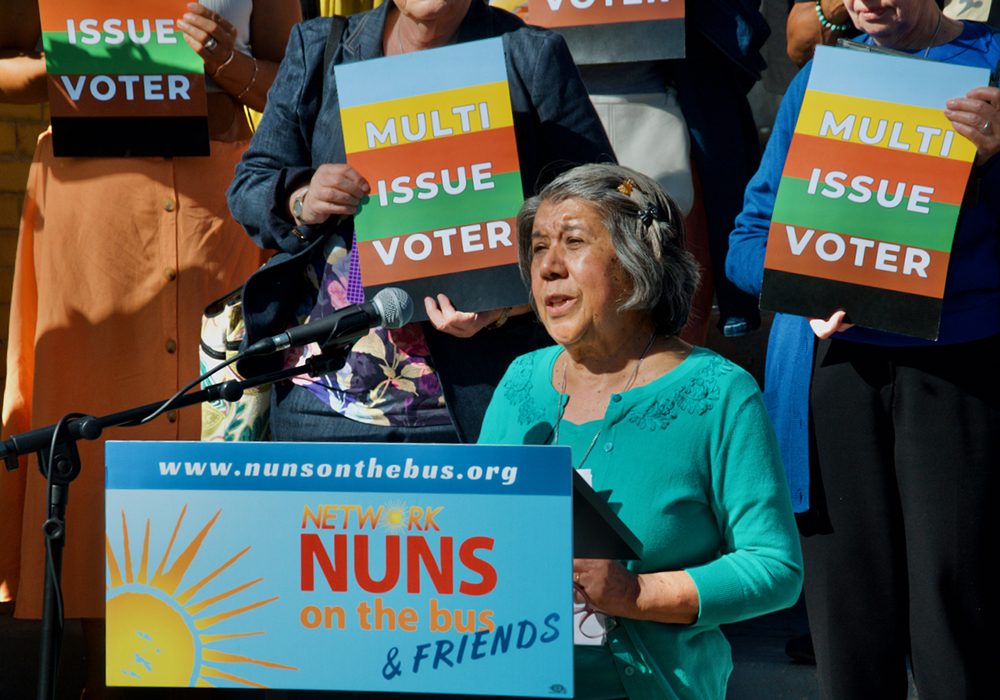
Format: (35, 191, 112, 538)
(340, 82, 514, 153)
(794, 92, 976, 161)
(39, 0, 209, 157)
(761, 46, 989, 340)
(336, 38, 526, 322)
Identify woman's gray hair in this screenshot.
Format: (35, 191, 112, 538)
(516, 163, 700, 337)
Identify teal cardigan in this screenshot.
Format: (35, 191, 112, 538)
(478, 346, 803, 700)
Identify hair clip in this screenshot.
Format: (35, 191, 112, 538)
(617, 178, 636, 196)
(638, 204, 661, 225)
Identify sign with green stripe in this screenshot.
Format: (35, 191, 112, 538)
(336, 38, 527, 323)
(761, 46, 988, 340)
(39, 0, 209, 157)
(771, 177, 961, 252)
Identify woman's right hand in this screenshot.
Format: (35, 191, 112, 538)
(574, 558, 699, 625)
(290, 164, 371, 225)
(177, 3, 238, 77)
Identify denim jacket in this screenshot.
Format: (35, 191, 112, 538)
(227, 0, 614, 441)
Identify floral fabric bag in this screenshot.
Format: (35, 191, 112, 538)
(199, 288, 272, 441)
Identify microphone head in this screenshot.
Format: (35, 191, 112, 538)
(372, 288, 414, 329)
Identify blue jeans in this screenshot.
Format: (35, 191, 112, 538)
(270, 381, 460, 444)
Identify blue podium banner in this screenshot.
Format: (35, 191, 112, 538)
(105, 441, 573, 696)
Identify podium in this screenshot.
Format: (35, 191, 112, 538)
(103, 440, 640, 696)
(573, 469, 641, 561)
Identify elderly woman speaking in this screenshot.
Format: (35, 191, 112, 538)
(479, 164, 803, 700)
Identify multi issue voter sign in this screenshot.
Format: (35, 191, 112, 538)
(39, 0, 209, 157)
(525, 0, 685, 63)
(336, 39, 527, 323)
(760, 46, 989, 340)
(105, 441, 573, 694)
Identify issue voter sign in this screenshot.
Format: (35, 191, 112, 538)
(336, 38, 526, 323)
(526, 0, 684, 63)
(105, 441, 573, 695)
(39, 0, 209, 157)
(760, 46, 988, 340)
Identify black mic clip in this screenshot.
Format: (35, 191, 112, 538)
(304, 345, 352, 378)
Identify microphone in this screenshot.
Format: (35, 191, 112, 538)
(245, 287, 413, 356)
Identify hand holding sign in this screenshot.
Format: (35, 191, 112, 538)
(424, 295, 528, 338)
(944, 86, 1000, 166)
(808, 310, 853, 339)
(177, 3, 239, 77)
(424, 294, 497, 338)
(290, 163, 371, 224)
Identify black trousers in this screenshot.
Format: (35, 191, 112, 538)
(803, 335, 1000, 700)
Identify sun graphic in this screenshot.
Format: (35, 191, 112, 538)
(105, 505, 298, 688)
(381, 500, 408, 534)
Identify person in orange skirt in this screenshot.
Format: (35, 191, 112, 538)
(0, 1, 301, 697)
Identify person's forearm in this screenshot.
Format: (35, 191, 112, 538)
(0, 51, 48, 104)
(787, 1, 852, 68)
(210, 51, 279, 113)
(577, 559, 700, 625)
(630, 570, 700, 625)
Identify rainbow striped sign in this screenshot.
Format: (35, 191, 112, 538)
(336, 39, 526, 323)
(761, 46, 989, 340)
(525, 0, 684, 63)
(39, 0, 209, 157)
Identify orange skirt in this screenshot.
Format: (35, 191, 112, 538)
(0, 130, 268, 618)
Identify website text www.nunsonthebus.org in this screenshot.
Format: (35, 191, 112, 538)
(156, 456, 520, 486)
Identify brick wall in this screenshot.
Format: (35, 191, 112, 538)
(0, 102, 48, 411)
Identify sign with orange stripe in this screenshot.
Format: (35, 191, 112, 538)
(508, 0, 684, 63)
(760, 46, 989, 340)
(39, 0, 209, 157)
(336, 39, 526, 322)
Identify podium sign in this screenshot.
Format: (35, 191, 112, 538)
(105, 441, 573, 695)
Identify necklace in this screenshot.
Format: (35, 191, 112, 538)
(923, 11, 943, 58)
(396, 23, 405, 54)
(553, 332, 657, 469)
(865, 11, 943, 57)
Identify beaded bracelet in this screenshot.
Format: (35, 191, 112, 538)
(237, 55, 258, 100)
(815, 1, 851, 32)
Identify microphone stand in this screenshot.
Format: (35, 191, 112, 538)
(0, 351, 348, 700)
